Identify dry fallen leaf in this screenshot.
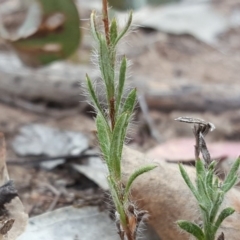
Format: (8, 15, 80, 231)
(122, 147, 240, 240)
(0, 134, 28, 240)
(147, 138, 240, 162)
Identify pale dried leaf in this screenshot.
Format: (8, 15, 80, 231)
(147, 138, 240, 162)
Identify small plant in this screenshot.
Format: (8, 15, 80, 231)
(175, 117, 240, 240)
(86, 1, 156, 239)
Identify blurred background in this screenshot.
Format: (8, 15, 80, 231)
(0, 0, 240, 238)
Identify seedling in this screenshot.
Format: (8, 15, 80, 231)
(86, 1, 156, 239)
(175, 117, 240, 240)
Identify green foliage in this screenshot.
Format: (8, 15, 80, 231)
(116, 57, 127, 114)
(96, 114, 111, 161)
(177, 221, 204, 240)
(109, 112, 129, 180)
(86, 6, 155, 240)
(0, 0, 81, 67)
(124, 165, 157, 202)
(122, 88, 137, 114)
(222, 158, 240, 193)
(177, 120, 240, 240)
(178, 159, 239, 240)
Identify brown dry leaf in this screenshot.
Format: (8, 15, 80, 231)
(122, 147, 240, 240)
(0, 134, 28, 240)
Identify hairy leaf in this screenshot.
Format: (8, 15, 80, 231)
(86, 75, 105, 118)
(90, 11, 100, 41)
(109, 113, 129, 180)
(114, 12, 132, 46)
(196, 159, 205, 178)
(196, 175, 211, 207)
(206, 170, 214, 200)
(124, 165, 157, 201)
(108, 176, 127, 227)
(96, 114, 111, 162)
(222, 158, 240, 193)
(208, 160, 216, 171)
(214, 207, 235, 233)
(222, 175, 238, 193)
(110, 19, 118, 44)
(116, 57, 127, 114)
(122, 88, 137, 115)
(177, 220, 204, 240)
(99, 35, 115, 100)
(209, 192, 224, 223)
(179, 164, 199, 201)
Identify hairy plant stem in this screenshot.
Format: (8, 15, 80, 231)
(102, 0, 110, 46)
(102, 0, 115, 130)
(110, 97, 116, 130)
(125, 229, 134, 240)
(87, 3, 156, 240)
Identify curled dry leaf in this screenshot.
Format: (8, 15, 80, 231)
(0, 134, 28, 240)
(121, 147, 240, 240)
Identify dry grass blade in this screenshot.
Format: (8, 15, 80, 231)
(199, 133, 212, 165)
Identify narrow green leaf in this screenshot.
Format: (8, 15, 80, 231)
(196, 159, 205, 178)
(206, 170, 214, 200)
(177, 220, 204, 240)
(179, 164, 199, 201)
(209, 192, 224, 223)
(208, 161, 216, 171)
(110, 18, 118, 44)
(114, 11, 132, 46)
(86, 74, 105, 117)
(222, 175, 237, 193)
(96, 114, 111, 163)
(199, 204, 208, 214)
(213, 177, 219, 191)
(108, 176, 127, 227)
(196, 175, 211, 206)
(122, 88, 137, 115)
(115, 57, 127, 114)
(99, 35, 115, 100)
(222, 158, 240, 192)
(206, 170, 214, 189)
(213, 207, 235, 233)
(109, 113, 129, 180)
(195, 160, 209, 203)
(124, 165, 157, 202)
(90, 11, 100, 41)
